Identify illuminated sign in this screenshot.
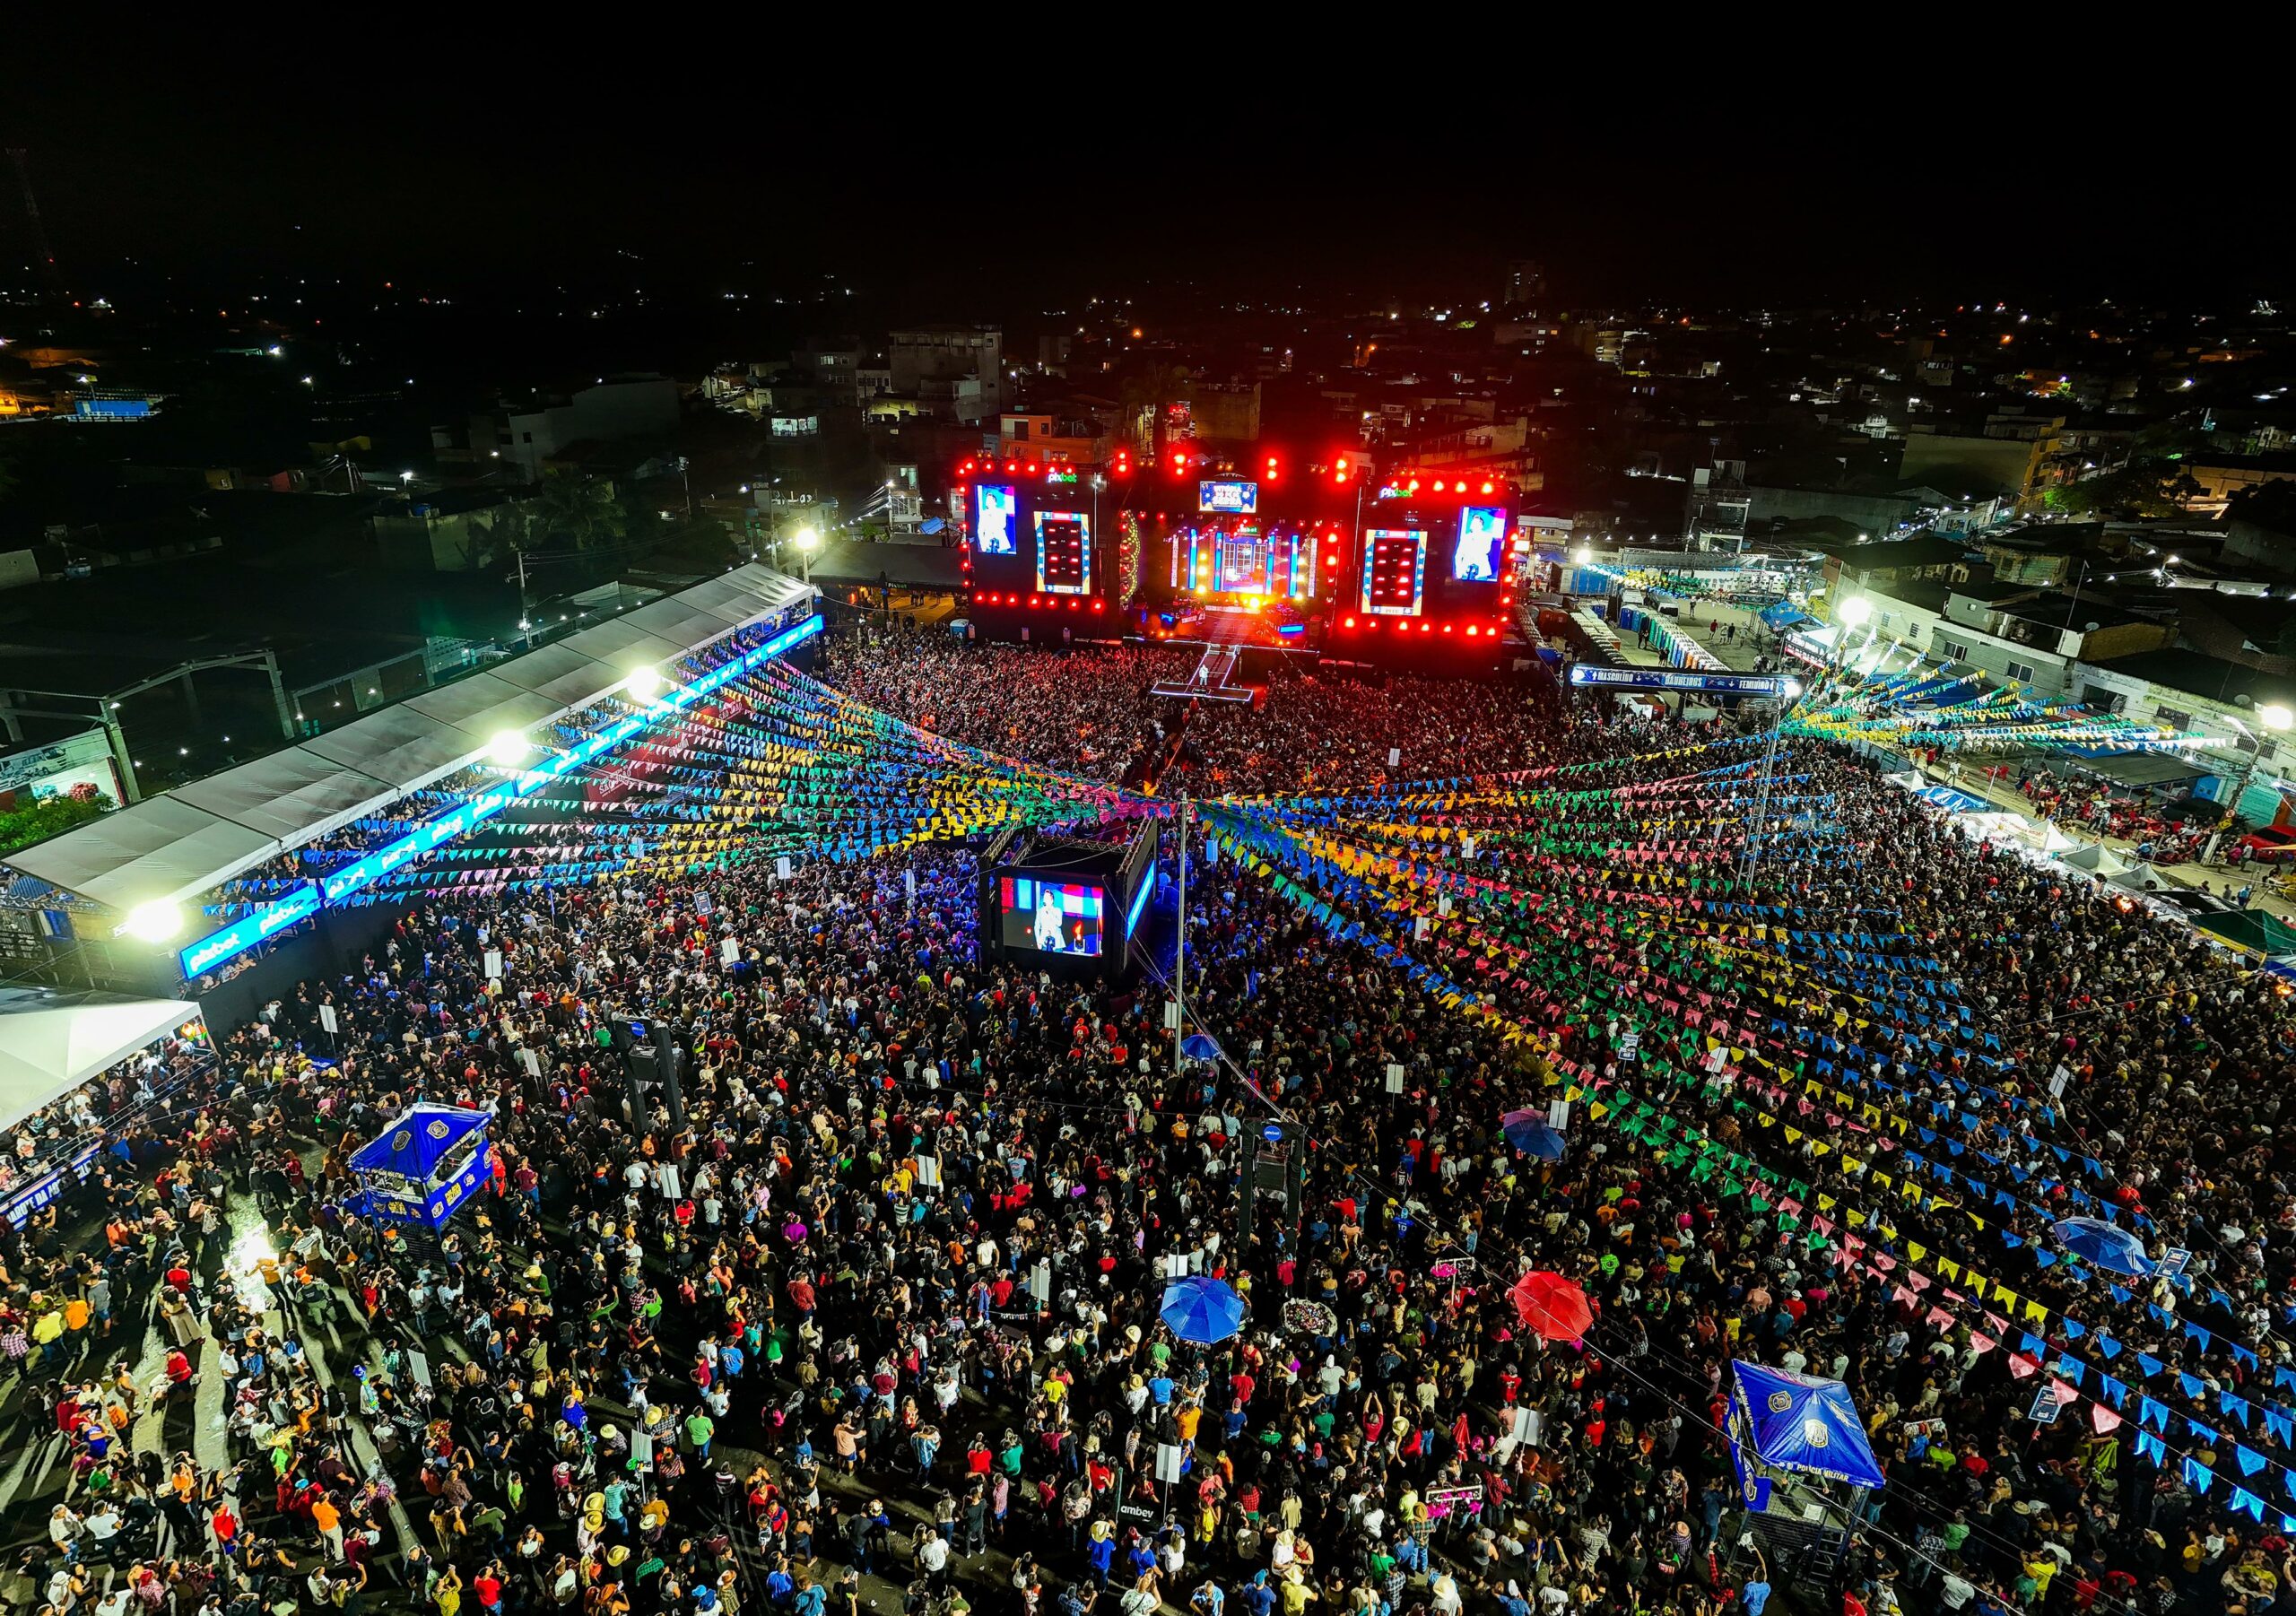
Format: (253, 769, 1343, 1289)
(1361, 528, 1427, 616)
(178, 613, 824, 977)
(1124, 870, 1154, 938)
(1034, 511, 1091, 595)
(1566, 665, 1800, 698)
(1452, 507, 1508, 582)
(178, 882, 321, 977)
(974, 484, 1016, 554)
(1197, 480, 1258, 515)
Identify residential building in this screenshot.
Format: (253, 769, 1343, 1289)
(890, 326, 1003, 412)
(2071, 647, 2296, 822)
(497, 378, 680, 477)
(1189, 382, 1262, 445)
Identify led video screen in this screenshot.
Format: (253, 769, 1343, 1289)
(1034, 511, 1091, 594)
(1453, 506, 1508, 582)
(1216, 527, 1271, 593)
(1361, 528, 1427, 616)
(974, 484, 1017, 554)
(999, 877, 1105, 956)
(1198, 480, 1259, 515)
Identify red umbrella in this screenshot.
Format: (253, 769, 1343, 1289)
(1510, 1270, 1593, 1341)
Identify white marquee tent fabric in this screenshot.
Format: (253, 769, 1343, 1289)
(2057, 842, 2135, 879)
(0, 992, 202, 1134)
(2108, 862, 2179, 894)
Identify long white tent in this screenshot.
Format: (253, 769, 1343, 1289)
(0, 991, 202, 1134)
(4, 566, 813, 916)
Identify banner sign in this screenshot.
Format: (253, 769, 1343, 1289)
(1568, 666, 1802, 698)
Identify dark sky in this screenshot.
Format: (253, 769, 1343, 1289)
(5, 44, 2282, 316)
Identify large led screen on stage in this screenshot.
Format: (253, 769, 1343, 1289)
(998, 876, 1106, 956)
(1361, 528, 1427, 616)
(1452, 506, 1508, 582)
(1215, 527, 1271, 593)
(1198, 480, 1259, 515)
(974, 484, 1017, 554)
(1034, 511, 1091, 594)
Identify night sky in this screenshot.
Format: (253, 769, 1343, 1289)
(5, 48, 2281, 317)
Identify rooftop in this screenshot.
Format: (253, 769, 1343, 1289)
(2088, 646, 2296, 712)
(1813, 532, 1980, 571)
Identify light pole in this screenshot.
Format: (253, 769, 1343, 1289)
(1831, 595, 1872, 687)
(794, 526, 819, 587)
(2059, 556, 2092, 636)
(1171, 795, 1190, 1081)
(2207, 702, 2293, 862)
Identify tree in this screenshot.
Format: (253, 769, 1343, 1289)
(1116, 362, 1195, 452)
(535, 474, 628, 552)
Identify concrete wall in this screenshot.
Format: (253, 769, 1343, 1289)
(1898, 433, 2040, 498)
(1746, 483, 1924, 534)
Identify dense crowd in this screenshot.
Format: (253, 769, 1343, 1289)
(0, 630, 2292, 1616)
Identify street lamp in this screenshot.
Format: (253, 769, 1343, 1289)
(2211, 702, 2293, 864)
(121, 899, 184, 943)
(795, 525, 820, 586)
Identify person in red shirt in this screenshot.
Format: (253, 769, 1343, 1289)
(473, 1565, 506, 1615)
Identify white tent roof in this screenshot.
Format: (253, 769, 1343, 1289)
(0, 993, 201, 1134)
(2057, 843, 2135, 878)
(2109, 862, 2178, 893)
(5, 795, 282, 913)
(3, 565, 814, 914)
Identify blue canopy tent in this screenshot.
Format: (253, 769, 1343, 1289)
(1730, 1361, 1885, 1490)
(347, 1102, 493, 1229)
(1726, 1361, 1883, 1568)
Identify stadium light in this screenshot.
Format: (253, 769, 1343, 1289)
(624, 666, 664, 702)
(487, 731, 530, 766)
(1837, 596, 1873, 627)
(2259, 704, 2293, 732)
(123, 900, 184, 943)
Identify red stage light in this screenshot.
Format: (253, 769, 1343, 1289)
(1344, 615, 1357, 628)
(1433, 479, 1447, 492)
(1466, 625, 1479, 637)
(1026, 463, 1038, 474)
(1480, 482, 1494, 494)
(1420, 622, 1432, 633)
(1091, 600, 1104, 613)
(1441, 623, 1454, 633)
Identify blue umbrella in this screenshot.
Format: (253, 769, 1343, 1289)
(1501, 1108, 1567, 1161)
(1160, 1276, 1246, 1344)
(2052, 1217, 2153, 1277)
(1180, 1033, 1223, 1062)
